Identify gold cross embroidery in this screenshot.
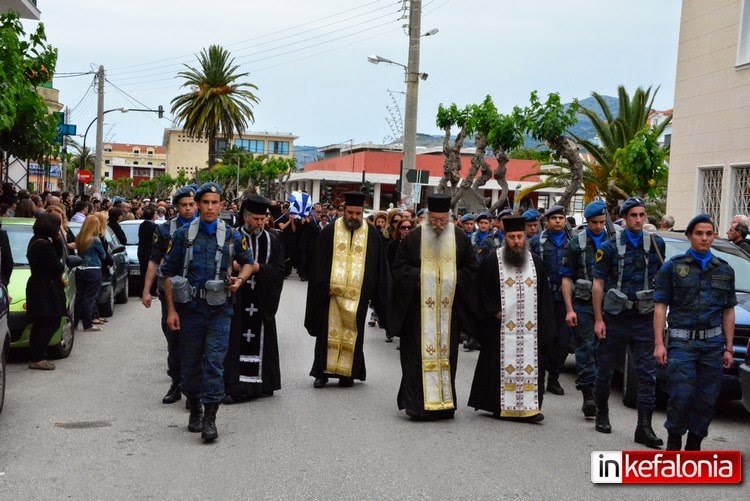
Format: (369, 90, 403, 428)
(441, 296, 450, 308)
(426, 344, 436, 356)
(425, 297, 436, 308)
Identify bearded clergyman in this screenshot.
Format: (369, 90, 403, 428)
(468, 216, 555, 422)
(390, 194, 478, 420)
(305, 191, 390, 388)
(224, 195, 286, 403)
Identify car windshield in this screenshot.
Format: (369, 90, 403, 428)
(664, 239, 750, 293)
(4, 225, 33, 266)
(121, 223, 141, 244)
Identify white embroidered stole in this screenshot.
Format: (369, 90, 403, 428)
(496, 248, 541, 417)
(420, 228, 457, 411)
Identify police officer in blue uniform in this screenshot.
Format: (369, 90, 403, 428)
(141, 185, 198, 404)
(530, 204, 570, 396)
(161, 182, 257, 443)
(561, 200, 609, 418)
(592, 197, 665, 448)
(522, 209, 541, 239)
(654, 214, 736, 451)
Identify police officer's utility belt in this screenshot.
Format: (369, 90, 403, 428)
(669, 326, 722, 340)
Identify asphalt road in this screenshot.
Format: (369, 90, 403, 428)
(1, 277, 748, 500)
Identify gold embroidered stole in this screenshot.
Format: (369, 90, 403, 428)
(496, 248, 541, 418)
(420, 228, 457, 411)
(326, 217, 369, 376)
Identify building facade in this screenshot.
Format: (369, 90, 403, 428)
(101, 143, 167, 185)
(666, 0, 750, 228)
(163, 128, 296, 178)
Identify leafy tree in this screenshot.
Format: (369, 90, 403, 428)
(0, 12, 58, 176)
(171, 45, 260, 170)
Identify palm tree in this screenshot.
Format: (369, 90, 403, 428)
(68, 139, 95, 170)
(171, 45, 260, 169)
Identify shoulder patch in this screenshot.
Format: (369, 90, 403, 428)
(676, 263, 690, 278)
(241, 235, 248, 251)
(595, 249, 604, 262)
(152, 231, 159, 244)
(166, 240, 173, 255)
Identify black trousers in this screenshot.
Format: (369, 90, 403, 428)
(29, 316, 59, 362)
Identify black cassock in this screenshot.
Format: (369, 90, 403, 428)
(390, 225, 477, 418)
(304, 221, 390, 381)
(467, 251, 555, 414)
(224, 228, 285, 399)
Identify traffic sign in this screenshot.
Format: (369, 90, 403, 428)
(78, 169, 93, 184)
(406, 169, 429, 184)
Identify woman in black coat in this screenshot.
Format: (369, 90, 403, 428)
(26, 212, 67, 370)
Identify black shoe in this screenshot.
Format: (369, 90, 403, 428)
(546, 378, 564, 396)
(634, 409, 664, 448)
(581, 388, 596, 418)
(385, 334, 394, 343)
(684, 432, 702, 451)
(313, 377, 328, 389)
(666, 433, 682, 451)
(187, 398, 203, 433)
(338, 377, 354, 388)
(201, 403, 219, 442)
(595, 398, 611, 433)
(463, 339, 481, 352)
(162, 382, 182, 404)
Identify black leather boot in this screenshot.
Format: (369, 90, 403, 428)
(666, 432, 682, 451)
(634, 409, 664, 448)
(684, 432, 703, 451)
(581, 388, 596, 418)
(595, 397, 611, 433)
(546, 376, 564, 396)
(201, 403, 219, 442)
(187, 398, 203, 433)
(162, 382, 182, 404)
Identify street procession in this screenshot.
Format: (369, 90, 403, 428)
(1, 0, 749, 498)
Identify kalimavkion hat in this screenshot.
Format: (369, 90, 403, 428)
(241, 194, 271, 215)
(502, 216, 526, 234)
(427, 194, 451, 213)
(343, 191, 366, 207)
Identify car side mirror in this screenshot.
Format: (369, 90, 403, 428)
(66, 255, 83, 268)
(112, 245, 126, 254)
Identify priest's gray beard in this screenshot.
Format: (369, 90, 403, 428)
(501, 239, 530, 268)
(423, 218, 452, 256)
(344, 217, 362, 231)
(244, 226, 263, 236)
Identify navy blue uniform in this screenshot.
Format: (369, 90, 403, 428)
(161, 221, 254, 404)
(593, 230, 665, 411)
(530, 230, 571, 382)
(654, 252, 736, 439)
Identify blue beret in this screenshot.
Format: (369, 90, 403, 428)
(685, 213, 714, 235)
(195, 182, 223, 202)
(619, 197, 646, 217)
(459, 213, 475, 223)
(172, 185, 196, 205)
(545, 205, 566, 218)
(417, 208, 427, 217)
(584, 200, 608, 220)
(497, 209, 514, 218)
(475, 211, 491, 222)
(522, 209, 540, 222)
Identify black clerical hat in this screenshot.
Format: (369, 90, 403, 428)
(502, 216, 526, 233)
(427, 194, 451, 213)
(240, 194, 270, 215)
(344, 191, 366, 207)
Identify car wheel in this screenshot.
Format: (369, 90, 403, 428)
(0, 336, 7, 413)
(99, 286, 114, 318)
(48, 317, 74, 359)
(622, 347, 637, 408)
(115, 276, 129, 304)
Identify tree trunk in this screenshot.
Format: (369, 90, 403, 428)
(488, 146, 510, 213)
(552, 136, 583, 209)
(451, 132, 490, 212)
(437, 124, 467, 198)
(207, 133, 217, 169)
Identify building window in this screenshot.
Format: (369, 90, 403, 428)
(104, 146, 112, 152)
(104, 172, 110, 178)
(133, 161, 139, 165)
(700, 167, 724, 228)
(147, 149, 154, 156)
(739, 0, 750, 66)
(147, 162, 153, 166)
(732, 165, 750, 218)
(104, 159, 110, 164)
(235, 138, 265, 153)
(133, 148, 140, 155)
(216, 139, 228, 152)
(270, 140, 289, 155)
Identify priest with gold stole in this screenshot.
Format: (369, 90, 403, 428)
(305, 191, 390, 388)
(468, 216, 555, 422)
(391, 194, 478, 420)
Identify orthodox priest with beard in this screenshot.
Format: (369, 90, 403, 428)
(223, 195, 285, 403)
(305, 191, 390, 388)
(391, 194, 478, 420)
(468, 216, 555, 422)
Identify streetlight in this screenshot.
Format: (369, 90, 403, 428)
(80, 107, 128, 195)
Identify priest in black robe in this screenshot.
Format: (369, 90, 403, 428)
(390, 194, 478, 420)
(305, 191, 390, 388)
(468, 216, 555, 422)
(224, 195, 286, 402)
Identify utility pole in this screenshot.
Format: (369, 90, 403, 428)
(93, 65, 105, 197)
(401, 0, 422, 208)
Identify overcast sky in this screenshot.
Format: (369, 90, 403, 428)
(28, 0, 682, 148)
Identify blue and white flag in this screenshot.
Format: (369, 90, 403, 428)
(287, 191, 312, 218)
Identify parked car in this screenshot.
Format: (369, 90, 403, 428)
(3, 218, 80, 359)
(118, 219, 165, 296)
(740, 339, 750, 413)
(0, 283, 10, 413)
(68, 222, 129, 317)
(620, 231, 750, 407)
